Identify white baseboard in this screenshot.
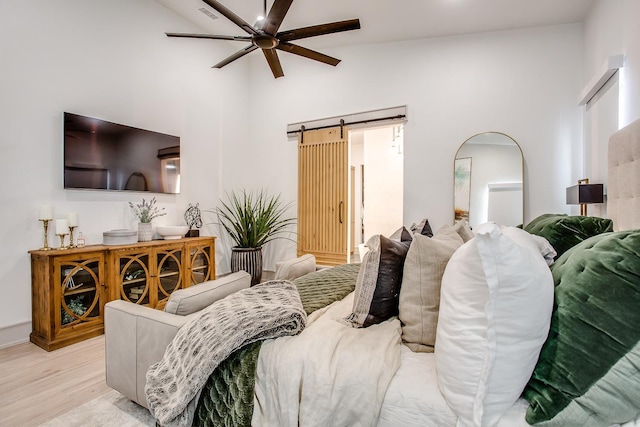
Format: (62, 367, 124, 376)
(0, 320, 31, 349)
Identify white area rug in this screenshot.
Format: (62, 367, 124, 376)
(39, 390, 155, 427)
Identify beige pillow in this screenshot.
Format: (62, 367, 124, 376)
(454, 220, 474, 242)
(274, 254, 316, 280)
(398, 226, 463, 352)
(164, 271, 251, 316)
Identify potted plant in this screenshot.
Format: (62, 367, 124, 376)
(214, 189, 296, 285)
(129, 197, 167, 241)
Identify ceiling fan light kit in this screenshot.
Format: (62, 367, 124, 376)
(166, 0, 361, 78)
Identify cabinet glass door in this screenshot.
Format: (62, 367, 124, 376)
(189, 244, 213, 284)
(58, 257, 102, 328)
(119, 254, 150, 305)
(157, 248, 183, 304)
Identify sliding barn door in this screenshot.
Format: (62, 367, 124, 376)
(297, 127, 349, 266)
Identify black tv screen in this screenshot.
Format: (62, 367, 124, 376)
(63, 112, 180, 194)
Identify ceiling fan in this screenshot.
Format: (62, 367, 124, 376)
(166, 0, 361, 78)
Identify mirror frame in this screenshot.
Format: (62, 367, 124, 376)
(454, 131, 524, 227)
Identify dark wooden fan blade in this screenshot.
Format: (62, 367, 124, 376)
(201, 0, 258, 35)
(277, 19, 361, 42)
(277, 42, 340, 66)
(213, 45, 258, 68)
(261, 0, 293, 36)
(166, 32, 252, 42)
(262, 49, 284, 78)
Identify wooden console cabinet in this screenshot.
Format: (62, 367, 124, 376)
(29, 236, 216, 351)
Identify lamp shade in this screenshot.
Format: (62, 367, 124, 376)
(566, 183, 604, 205)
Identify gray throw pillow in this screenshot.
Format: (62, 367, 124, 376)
(410, 218, 434, 237)
(388, 226, 413, 241)
(345, 231, 411, 328)
(453, 220, 474, 242)
(399, 226, 463, 352)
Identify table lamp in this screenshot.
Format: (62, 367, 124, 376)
(566, 178, 604, 216)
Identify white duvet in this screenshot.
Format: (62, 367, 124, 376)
(251, 291, 640, 427)
(252, 292, 402, 427)
(380, 346, 640, 427)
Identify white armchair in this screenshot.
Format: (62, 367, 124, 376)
(104, 271, 251, 408)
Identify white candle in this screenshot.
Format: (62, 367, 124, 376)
(55, 219, 69, 235)
(39, 205, 53, 220)
(67, 212, 79, 227)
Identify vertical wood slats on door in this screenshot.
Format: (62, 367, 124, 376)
(297, 127, 349, 266)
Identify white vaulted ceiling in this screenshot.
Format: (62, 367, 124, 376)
(155, 0, 595, 50)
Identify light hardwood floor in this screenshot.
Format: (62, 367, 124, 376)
(0, 336, 111, 427)
(0, 270, 279, 426)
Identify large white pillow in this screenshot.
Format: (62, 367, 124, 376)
(435, 223, 554, 427)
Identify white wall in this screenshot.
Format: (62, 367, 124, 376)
(579, 0, 640, 218)
(583, 0, 640, 128)
(237, 24, 583, 265)
(0, 0, 249, 346)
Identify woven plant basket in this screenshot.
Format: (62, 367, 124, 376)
(231, 247, 262, 286)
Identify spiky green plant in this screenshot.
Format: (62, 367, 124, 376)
(215, 189, 296, 248)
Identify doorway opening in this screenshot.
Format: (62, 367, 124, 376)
(349, 124, 404, 263)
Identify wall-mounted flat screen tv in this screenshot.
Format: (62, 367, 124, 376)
(63, 112, 180, 194)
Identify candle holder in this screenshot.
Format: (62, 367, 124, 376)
(39, 219, 53, 251)
(68, 226, 77, 248)
(56, 232, 69, 250)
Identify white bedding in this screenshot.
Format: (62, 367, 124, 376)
(377, 346, 530, 427)
(378, 346, 640, 427)
(251, 291, 640, 427)
(252, 292, 402, 427)
(377, 345, 456, 427)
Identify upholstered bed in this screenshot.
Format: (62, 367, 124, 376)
(143, 118, 640, 427)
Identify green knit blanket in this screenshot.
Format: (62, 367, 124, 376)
(193, 263, 360, 427)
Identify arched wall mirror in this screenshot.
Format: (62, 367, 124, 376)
(454, 132, 524, 228)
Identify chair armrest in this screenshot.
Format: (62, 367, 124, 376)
(164, 271, 251, 316)
(104, 300, 195, 408)
(274, 254, 317, 280)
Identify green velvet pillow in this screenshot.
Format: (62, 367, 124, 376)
(523, 214, 613, 259)
(523, 230, 640, 426)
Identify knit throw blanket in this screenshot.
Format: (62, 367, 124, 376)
(194, 262, 361, 426)
(144, 280, 307, 427)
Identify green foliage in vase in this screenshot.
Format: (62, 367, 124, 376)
(213, 189, 296, 248)
(62, 296, 86, 325)
(129, 197, 167, 223)
(124, 269, 144, 281)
